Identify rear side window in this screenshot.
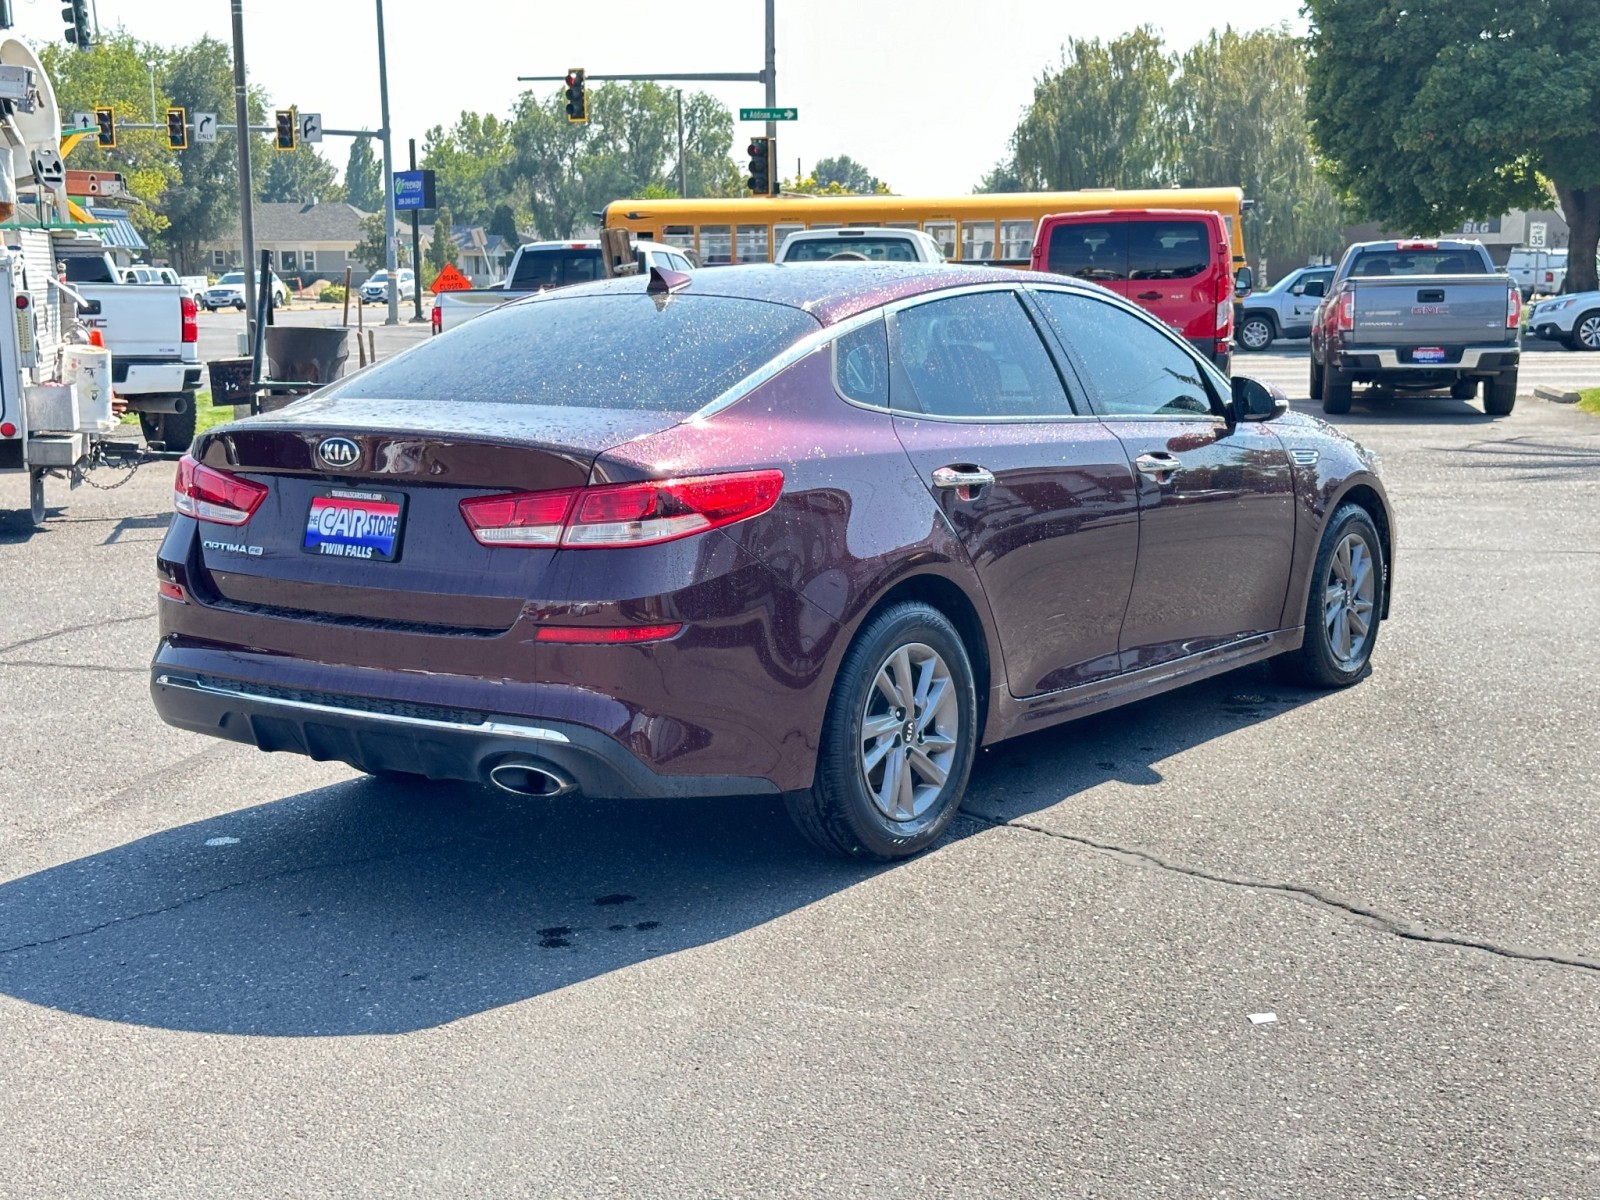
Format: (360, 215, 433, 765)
(509, 249, 604, 289)
(1127, 221, 1210, 280)
(833, 319, 890, 408)
(1348, 249, 1488, 277)
(784, 237, 922, 262)
(329, 292, 820, 414)
(1044, 221, 1127, 281)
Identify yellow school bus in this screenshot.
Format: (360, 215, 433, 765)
(600, 187, 1249, 269)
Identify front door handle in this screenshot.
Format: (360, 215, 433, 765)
(1137, 291, 1162, 300)
(931, 466, 996, 490)
(1134, 452, 1182, 479)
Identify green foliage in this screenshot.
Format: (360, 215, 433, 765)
(161, 37, 269, 272)
(1014, 27, 1176, 191)
(487, 204, 521, 266)
(1174, 26, 1344, 274)
(317, 284, 346, 303)
(344, 137, 383, 212)
(41, 33, 179, 244)
(811, 155, 886, 194)
(421, 112, 513, 227)
(354, 213, 408, 271)
(1305, 0, 1600, 292)
(259, 138, 342, 203)
(426, 206, 458, 271)
(974, 159, 1025, 193)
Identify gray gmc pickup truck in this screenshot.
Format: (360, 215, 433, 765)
(1309, 239, 1522, 416)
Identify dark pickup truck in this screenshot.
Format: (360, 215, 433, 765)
(1309, 239, 1522, 416)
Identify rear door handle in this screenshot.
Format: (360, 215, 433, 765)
(1135, 452, 1181, 479)
(1137, 291, 1162, 300)
(931, 466, 996, 490)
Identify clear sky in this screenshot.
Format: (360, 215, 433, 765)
(6, 0, 1309, 195)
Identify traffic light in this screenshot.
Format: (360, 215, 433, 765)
(274, 109, 296, 151)
(564, 69, 587, 124)
(747, 136, 775, 196)
(61, 0, 91, 49)
(166, 107, 188, 151)
(94, 106, 115, 150)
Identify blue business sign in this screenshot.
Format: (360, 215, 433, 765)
(393, 170, 436, 212)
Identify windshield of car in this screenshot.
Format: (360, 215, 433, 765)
(216, 272, 244, 286)
(329, 292, 820, 414)
(783, 237, 924, 262)
(509, 248, 604, 289)
(1349, 249, 1488, 277)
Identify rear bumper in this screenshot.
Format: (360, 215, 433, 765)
(151, 667, 780, 800)
(1333, 345, 1519, 375)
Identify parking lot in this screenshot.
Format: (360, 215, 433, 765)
(1, 357, 1597, 1195)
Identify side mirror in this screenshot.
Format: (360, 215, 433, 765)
(1234, 266, 1254, 298)
(1231, 376, 1289, 422)
(1302, 279, 1327, 298)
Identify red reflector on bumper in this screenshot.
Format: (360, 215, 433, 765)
(158, 581, 187, 602)
(535, 623, 682, 644)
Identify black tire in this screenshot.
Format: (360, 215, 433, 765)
(139, 400, 198, 453)
(1273, 503, 1383, 689)
(1238, 314, 1275, 352)
(786, 602, 978, 861)
(1484, 370, 1517, 416)
(1567, 310, 1600, 352)
(1450, 378, 1478, 400)
(1322, 363, 1353, 414)
(28, 469, 46, 528)
(1309, 356, 1324, 401)
(233, 300, 246, 311)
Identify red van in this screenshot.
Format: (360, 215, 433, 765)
(1030, 209, 1236, 373)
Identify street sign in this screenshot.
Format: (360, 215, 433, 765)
(431, 263, 471, 293)
(299, 112, 322, 143)
(393, 169, 436, 212)
(194, 112, 217, 142)
(1529, 222, 1548, 249)
(70, 111, 94, 131)
(739, 107, 797, 121)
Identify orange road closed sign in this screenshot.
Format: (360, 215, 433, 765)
(430, 264, 471, 293)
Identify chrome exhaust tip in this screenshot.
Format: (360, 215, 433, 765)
(487, 760, 578, 798)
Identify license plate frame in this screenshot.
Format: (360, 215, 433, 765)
(1412, 346, 1447, 364)
(302, 487, 407, 562)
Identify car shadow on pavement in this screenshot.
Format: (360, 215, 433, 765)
(1306, 392, 1499, 426)
(0, 663, 1319, 1038)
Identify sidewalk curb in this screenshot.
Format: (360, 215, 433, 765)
(1533, 385, 1580, 404)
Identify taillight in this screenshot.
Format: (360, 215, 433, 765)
(430, 304, 441, 333)
(1507, 284, 1522, 329)
(158, 580, 187, 602)
(1214, 270, 1232, 305)
(173, 454, 268, 525)
(1215, 299, 1232, 336)
(1337, 290, 1355, 333)
(181, 295, 198, 343)
(460, 469, 783, 550)
(535, 623, 682, 644)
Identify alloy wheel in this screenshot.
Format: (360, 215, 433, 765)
(859, 641, 960, 822)
(1323, 533, 1377, 669)
(1578, 314, 1600, 350)
(1239, 317, 1271, 350)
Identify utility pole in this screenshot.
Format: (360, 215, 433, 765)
(376, 0, 399, 326)
(764, 0, 776, 150)
(408, 138, 423, 321)
(676, 90, 687, 197)
(229, 0, 257, 331)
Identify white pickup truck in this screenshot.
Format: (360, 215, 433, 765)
(58, 248, 203, 450)
(774, 227, 945, 262)
(431, 240, 695, 334)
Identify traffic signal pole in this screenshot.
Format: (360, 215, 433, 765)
(376, 0, 400, 326)
(229, 0, 258, 334)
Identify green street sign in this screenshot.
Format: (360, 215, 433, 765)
(740, 107, 797, 121)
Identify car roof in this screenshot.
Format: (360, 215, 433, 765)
(521, 261, 1054, 326)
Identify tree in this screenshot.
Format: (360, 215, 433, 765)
(259, 141, 342, 203)
(161, 36, 268, 272)
(974, 159, 1026, 193)
(427, 206, 458, 271)
(1306, 0, 1600, 293)
(344, 136, 382, 212)
(354, 213, 408, 270)
(680, 92, 743, 197)
(41, 33, 179, 246)
(812, 155, 884, 194)
(421, 112, 513, 227)
(506, 89, 593, 238)
(1013, 28, 1177, 190)
(1173, 27, 1344, 275)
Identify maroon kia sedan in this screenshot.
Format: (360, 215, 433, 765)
(152, 264, 1393, 860)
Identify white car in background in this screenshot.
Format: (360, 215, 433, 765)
(1525, 290, 1600, 351)
(775, 228, 945, 263)
(202, 270, 288, 310)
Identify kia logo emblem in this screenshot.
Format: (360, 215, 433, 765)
(317, 437, 360, 469)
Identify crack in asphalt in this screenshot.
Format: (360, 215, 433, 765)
(0, 660, 146, 674)
(963, 810, 1600, 976)
(0, 613, 153, 658)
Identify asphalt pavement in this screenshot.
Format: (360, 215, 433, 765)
(0, 350, 1597, 1197)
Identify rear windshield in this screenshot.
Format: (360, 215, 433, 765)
(510, 248, 605, 290)
(1044, 219, 1211, 281)
(1349, 249, 1488, 277)
(329, 291, 820, 414)
(783, 237, 923, 262)
(62, 258, 117, 284)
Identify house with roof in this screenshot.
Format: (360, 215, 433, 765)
(419, 224, 525, 286)
(201, 201, 372, 291)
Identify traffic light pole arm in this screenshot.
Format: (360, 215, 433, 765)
(517, 71, 769, 83)
(60, 125, 384, 137)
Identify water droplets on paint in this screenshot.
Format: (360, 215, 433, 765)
(204, 836, 240, 847)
